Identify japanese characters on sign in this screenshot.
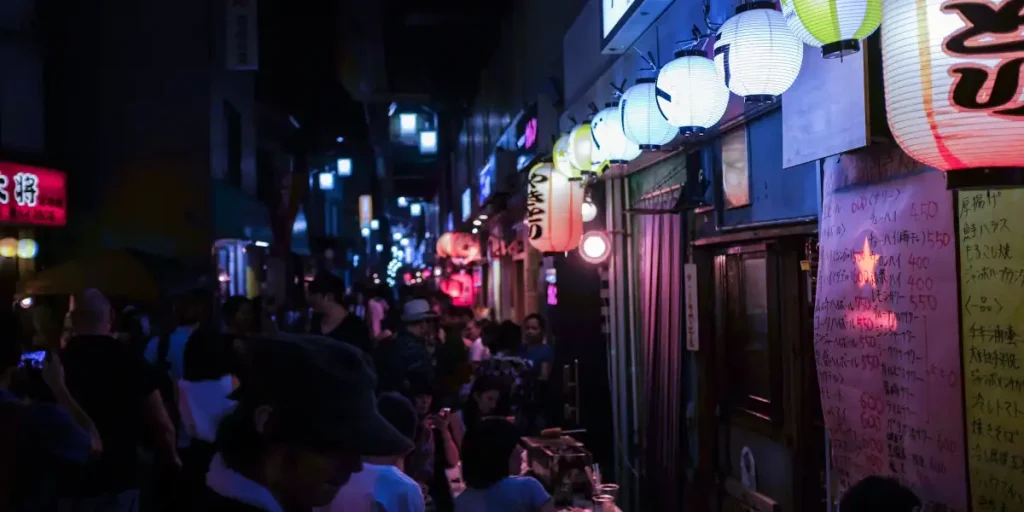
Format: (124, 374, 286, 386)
(226, 0, 259, 71)
(958, 189, 1024, 512)
(0, 162, 67, 227)
(684, 263, 699, 351)
(814, 170, 966, 510)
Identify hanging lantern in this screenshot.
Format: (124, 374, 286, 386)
(579, 231, 612, 265)
(714, 2, 804, 103)
(440, 273, 474, 307)
(526, 162, 584, 253)
(0, 238, 17, 258)
(881, 0, 1024, 171)
(780, 0, 881, 59)
(435, 232, 454, 258)
(553, 133, 581, 179)
(620, 78, 677, 149)
(16, 239, 37, 259)
(591, 103, 642, 165)
(567, 123, 595, 173)
(581, 197, 598, 223)
(449, 232, 481, 264)
(656, 50, 731, 137)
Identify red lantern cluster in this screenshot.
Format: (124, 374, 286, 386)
(440, 273, 474, 307)
(436, 231, 480, 264)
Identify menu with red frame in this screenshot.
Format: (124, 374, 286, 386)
(0, 162, 67, 227)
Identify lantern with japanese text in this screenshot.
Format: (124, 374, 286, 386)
(591, 103, 641, 166)
(714, 2, 803, 103)
(620, 78, 677, 149)
(449, 232, 481, 264)
(780, 0, 881, 58)
(881, 0, 1024, 171)
(526, 162, 584, 253)
(435, 232, 454, 258)
(656, 50, 731, 137)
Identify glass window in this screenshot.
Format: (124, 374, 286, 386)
(738, 255, 770, 404)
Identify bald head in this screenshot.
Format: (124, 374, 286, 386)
(71, 288, 112, 335)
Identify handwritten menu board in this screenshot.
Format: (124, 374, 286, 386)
(815, 170, 967, 510)
(958, 189, 1024, 512)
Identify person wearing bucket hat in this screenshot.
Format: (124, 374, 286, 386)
(199, 334, 414, 511)
(372, 299, 437, 395)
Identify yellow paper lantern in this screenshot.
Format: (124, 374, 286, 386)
(16, 239, 38, 259)
(553, 133, 581, 179)
(567, 123, 595, 173)
(881, 0, 1024, 171)
(781, 0, 882, 58)
(525, 162, 584, 253)
(0, 238, 17, 258)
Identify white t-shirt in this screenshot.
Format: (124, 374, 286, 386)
(319, 463, 425, 512)
(468, 338, 491, 362)
(454, 476, 551, 512)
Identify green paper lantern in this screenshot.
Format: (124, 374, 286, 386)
(781, 0, 882, 59)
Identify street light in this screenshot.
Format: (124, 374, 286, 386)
(336, 158, 352, 177)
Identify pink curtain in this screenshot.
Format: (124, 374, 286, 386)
(637, 213, 686, 510)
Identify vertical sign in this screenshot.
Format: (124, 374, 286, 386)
(226, 0, 258, 71)
(684, 263, 699, 351)
(814, 170, 967, 510)
(958, 189, 1024, 512)
(358, 195, 372, 228)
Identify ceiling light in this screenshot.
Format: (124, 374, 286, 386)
(400, 113, 418, 134)
(318, 172, 335, 190)
(393, 232, 403, 241)
(337, 158, 352, 176)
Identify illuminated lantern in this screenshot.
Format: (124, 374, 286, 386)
(553, 134, 580, 179)
(440, 273, 474, 307)
(591, 103, 641, 165)
(449, 232, 481, 264)
(435, 232, 454, 258)
(526, 162, 584, 253)
(714, 3, 803, 103)
(656, 50, 730, 137)
(579, 231, 612, 265)
(16, 239, 38, 259)
(581, 198, 598, 223)
(881, 0, 1024, 171)
(0, 238, 17, 258)
(567, 123, 595, 173)
(620, 79, 677, 149)
(780, 0, 881, 59)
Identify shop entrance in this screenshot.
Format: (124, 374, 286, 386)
(694, 234, 825, 512)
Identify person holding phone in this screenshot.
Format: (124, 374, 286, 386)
(1, 325, 102, 511)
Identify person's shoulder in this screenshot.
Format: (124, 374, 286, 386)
(507, 476, 550, 499)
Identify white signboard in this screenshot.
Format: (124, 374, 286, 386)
(226, 0, 259, 71)
(684, 263, 699, 351)
(602, 0, 637, 37)
(601, 0, 673, 54)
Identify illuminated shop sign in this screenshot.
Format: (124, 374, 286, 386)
(0, 163, 67, 227)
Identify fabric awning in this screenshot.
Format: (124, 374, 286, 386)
(626, 153, 688, 215)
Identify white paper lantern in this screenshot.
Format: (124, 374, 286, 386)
(781, 0, 881, 58)
(581, 198, 598, 223)
(591, 103, 642, 165)
(526, 162, 584, 253)
(567, 123, 595, 172)
(714, 2, 803, 103)
(553, 134, 581, 179)
(620, 78, 677, 149)
(656, 50, 731, 137)
(882, 0, 1024, 171)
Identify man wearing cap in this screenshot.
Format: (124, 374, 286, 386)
(199, 334, 414, 511)
(372, 298, 436, 395)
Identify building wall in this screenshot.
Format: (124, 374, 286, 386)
(0, 0, 44, 153)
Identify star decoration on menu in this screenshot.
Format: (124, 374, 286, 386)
(856, 236, 879, 288)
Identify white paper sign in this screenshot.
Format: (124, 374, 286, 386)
(226, 0, 258, 71)
(684, 263, 699, 351)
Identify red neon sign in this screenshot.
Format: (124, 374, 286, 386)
(0, 162, 67, 227)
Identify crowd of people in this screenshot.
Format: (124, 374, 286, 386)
(0, 271, 558, 512)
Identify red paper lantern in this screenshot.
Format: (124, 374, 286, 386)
(526, 162, 584, 253)
(440, 273, 474, 307)
(436, 232, 454, 258)
(449, 232, 481, 264)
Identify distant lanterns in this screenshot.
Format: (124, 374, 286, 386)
(781, 0, 881, 58)
(435, 232, 454, 258)
(436, 231, 479, 264)
(656, 50, 731, 137)
(526, 162, 584, 253)
(0, 238, 17, 258)
(591, 103, 641, 165)
(567, 123, 595, 174)
(714, 2, 803, 103)
(881, 0, 1024, 171)
(440, 273, 474, 307)
(620, 78, 677, 149)
(17, 239, 38, 259)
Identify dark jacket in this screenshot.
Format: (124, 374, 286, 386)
(372, 331, 434, 393)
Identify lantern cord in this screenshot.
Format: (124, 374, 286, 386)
(633, 47, 658, 72)
(609, 79, 628, 99)
(588, 102, 599, 116)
